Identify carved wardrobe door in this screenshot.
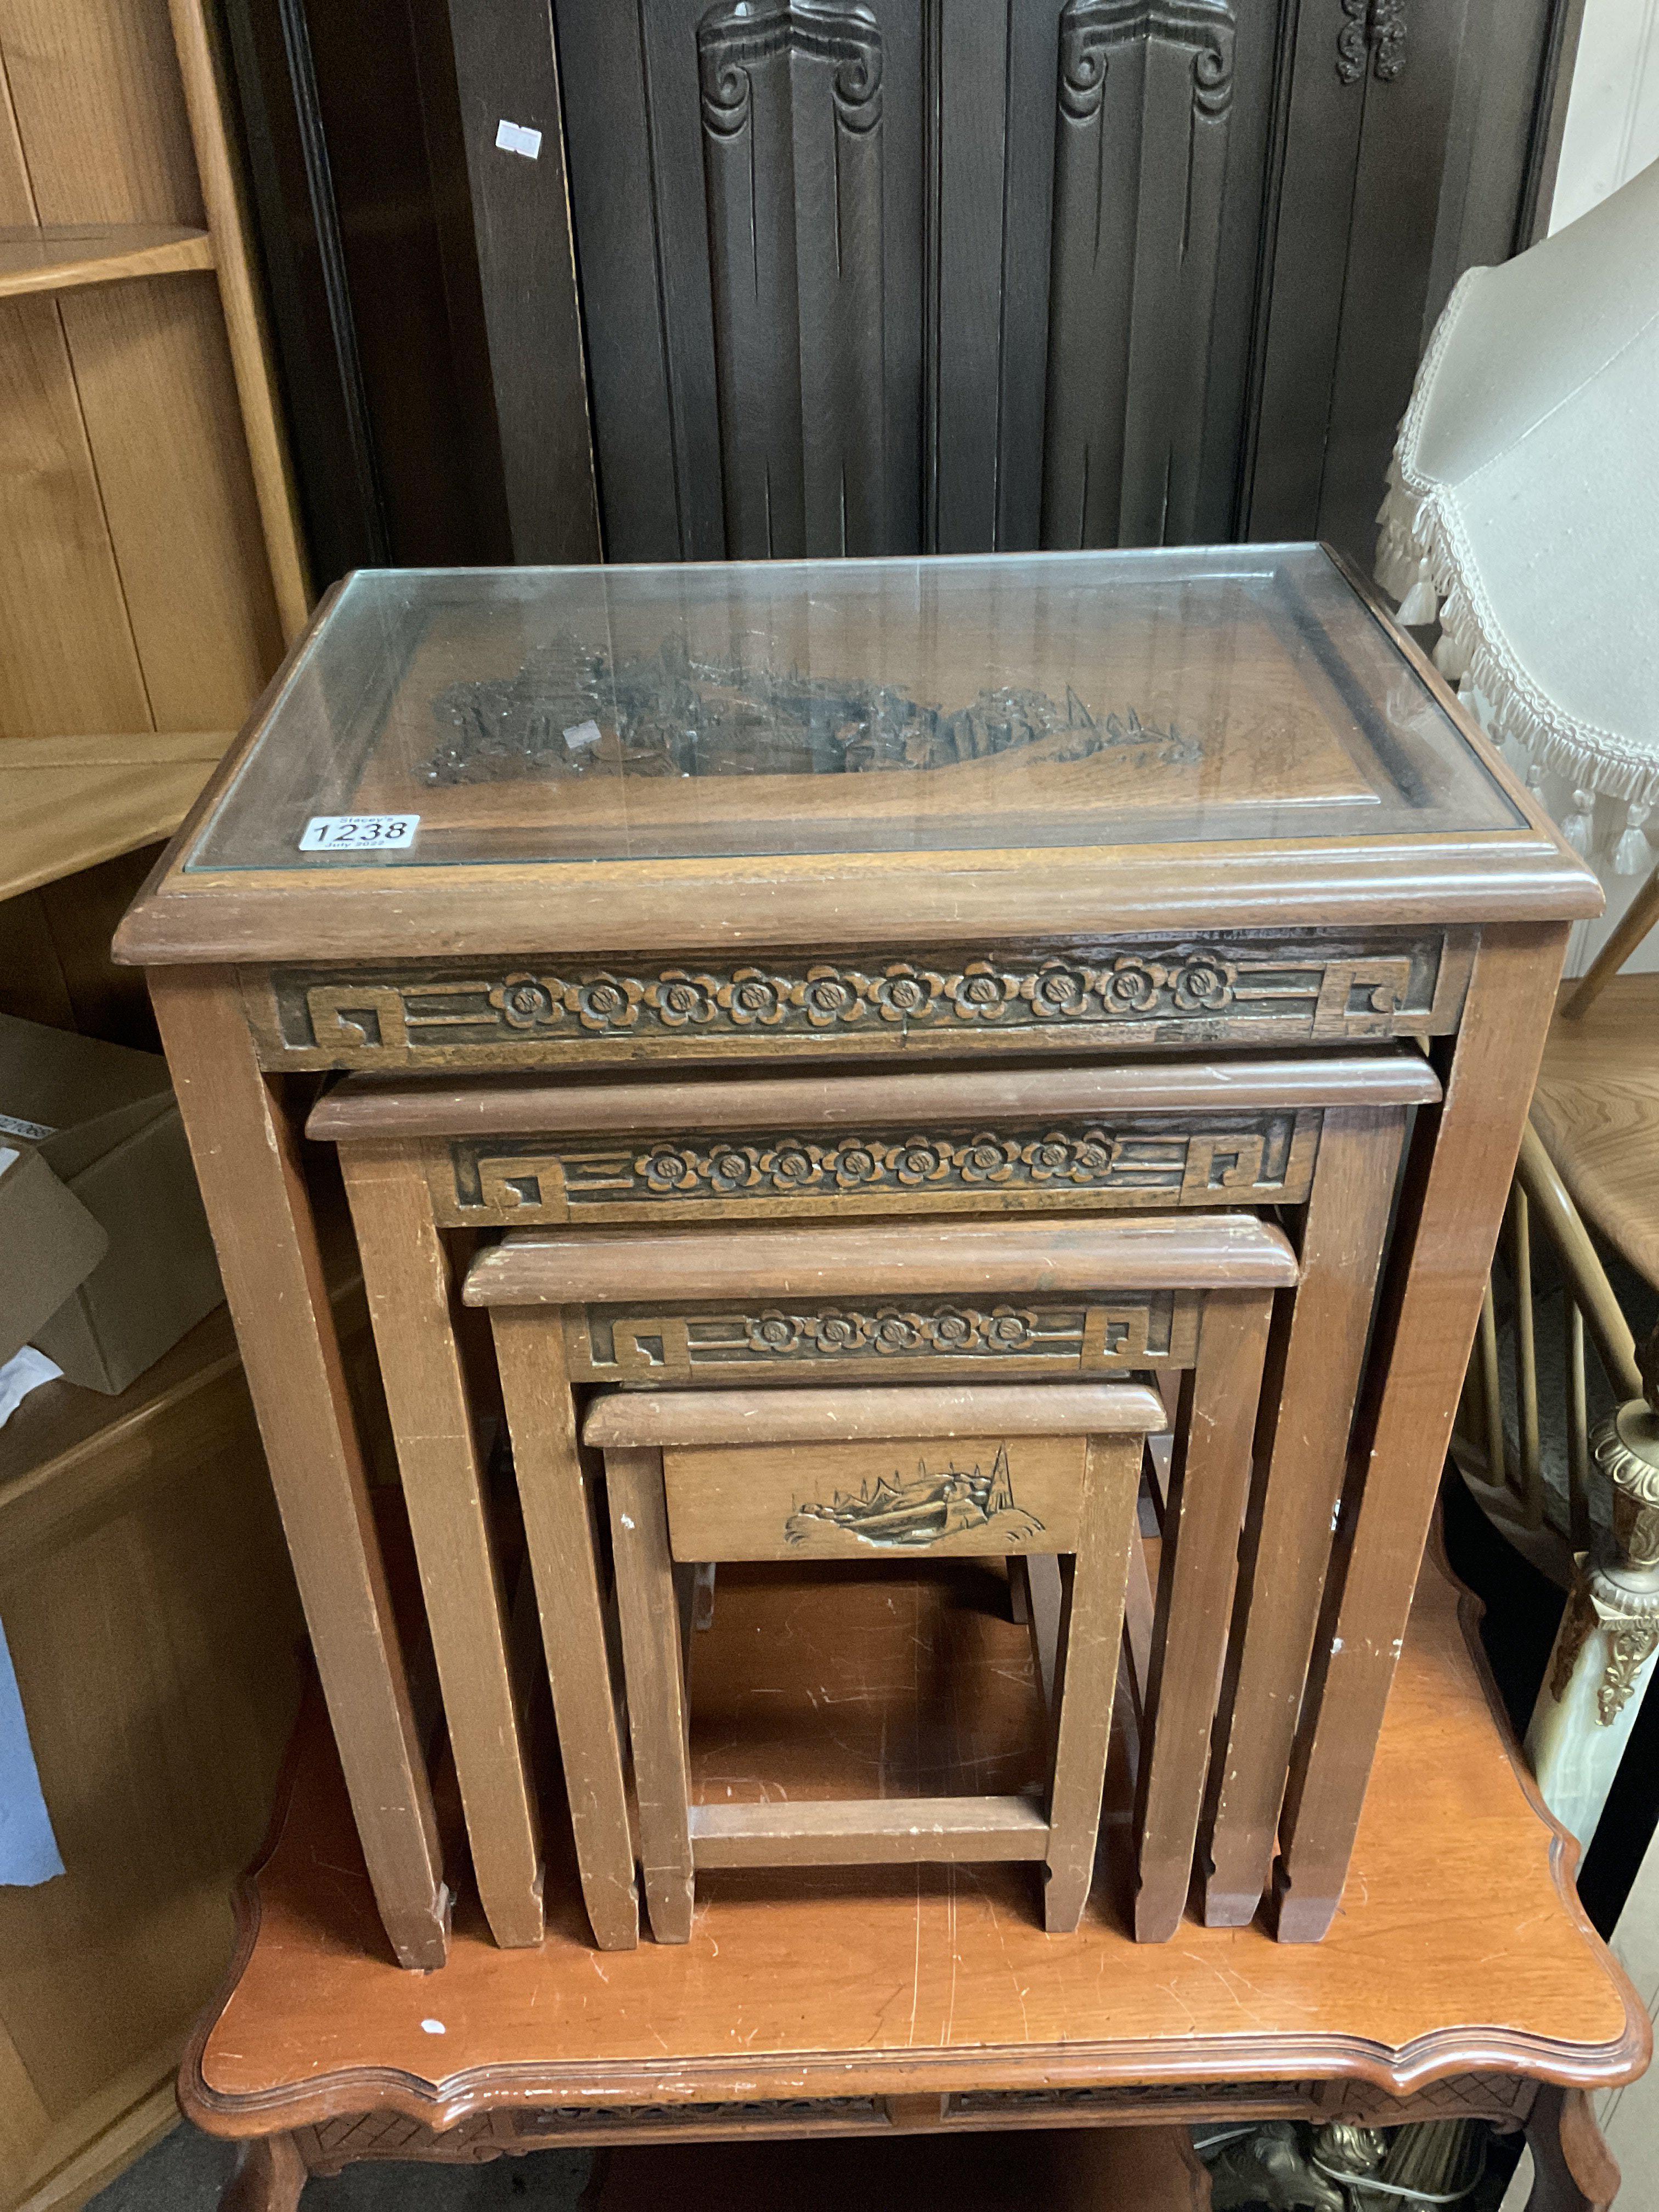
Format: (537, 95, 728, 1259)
(1241, 0, 1558, 565)
(552, 0, 1280, 560)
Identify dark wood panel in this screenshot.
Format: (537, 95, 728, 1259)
(1318, 0, 1471, 566)
(556, 0, 1274, 560)
(1243, 0, 1368, 543)
(1248, 0, 1560, 561)
(930, 0, 1011, 554)
(554, 0, 702, 559)
(695, 1, 906, 555)
(220, 0, 518, 577)
(219, 0, 1573, 578)
(221, 0, 388, 577)
(1041, 1, 1239, 548)
(445, 0, 600, 562)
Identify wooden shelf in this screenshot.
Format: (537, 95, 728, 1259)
(0, 223, 214, 300)
(1533, 972, 1659, 1291)
(0, 731, 227, 903)
(0, 1299, 245, 1552)
(0, 1215, 366, 1557)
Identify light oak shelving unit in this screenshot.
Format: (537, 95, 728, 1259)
(0, 4, 318, 2207)
(0, 223, 214, 299)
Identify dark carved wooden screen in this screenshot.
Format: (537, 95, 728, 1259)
(1042, 1, 1238, 549)
(217, 0, 1572, 581)
(555, 0, 1276, 562)
(699, 4, 892, 559)
(1245, 0, 1478, 560)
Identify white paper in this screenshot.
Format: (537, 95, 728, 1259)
(563, 718, 601, 753)
(0, 1112, 54, 1141)
(299, 814, 420, 853)
(0, 1615, 64, 1884)
(494, 119, 543, 159)
(0, 1346, 63, 1429)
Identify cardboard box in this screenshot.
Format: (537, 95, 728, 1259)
(0, 1143, 108, 1367)
(0, 1015, 223, 1394)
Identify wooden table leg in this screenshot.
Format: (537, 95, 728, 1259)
(1201, 1107, 1407, 1927)
(341, 1149, 544, 1948)
(219, 2133, 308, 2212)
(1023, 1554, 1065, 1714)
(1272, 923, 1569, 1942)
(1043, 1434, 1142, 1933)
(1523, 2086, 1621, 2212)
(149, 968, 448, 1969)
(1135, 1289, 1275, 1943)
(492, 1308, 640, 1949)
(606, 1445, 696, 1944)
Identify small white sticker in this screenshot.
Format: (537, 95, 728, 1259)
(299, 814, 420, 853)
(420, 2018, 447, 2035)
(563, 718, 601, 753)
(0, 1111, 54, 1141)
(495, 118, 543, 159)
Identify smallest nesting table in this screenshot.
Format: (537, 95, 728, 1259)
(464, 1213, 1295, 1946)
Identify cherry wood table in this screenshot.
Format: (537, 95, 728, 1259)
(114, 545, 1601, 1967)
(184, 1544, 1644, 2210)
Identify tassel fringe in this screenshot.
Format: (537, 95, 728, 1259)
(1616, 801, 1654, 878)
(1375, 267, 1659, 851)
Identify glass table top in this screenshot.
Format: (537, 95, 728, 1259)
(187, 546, 1521, 874)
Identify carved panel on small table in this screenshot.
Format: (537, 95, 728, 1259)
(246, 930, 1474, 1072)
(427, 1112, 1321, 1228)
(563, 1290, 1200, 1387)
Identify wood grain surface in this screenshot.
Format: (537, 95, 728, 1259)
(467, 1218, 1299, 1308)
(1274, 924, 1570, 1940)
(183, 1542, 1646, 2128)
(606, 1447, 696, 1944)
(1202, 1107, 1407, 1925)
(489, 1309, 639, 1950)
(112, 833, 1606, 967)
(310, 1046, 1446, 1142)
(1040, 1435, 1143, 1932)
(1532, 973, 1659, 1291)
(1133, 1290, 1274, 1942)
(341, 1148, 544, 1949)
(0, 221, 212, 297)
(0, 732, 224, 900)
(150, 968, 449, 1970)
(588, 1384, 1169, 1449)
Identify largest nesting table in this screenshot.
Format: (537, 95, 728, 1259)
(112, 544, 1601, 1970)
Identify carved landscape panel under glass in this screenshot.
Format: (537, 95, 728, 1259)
(188, 546, 1519, 872)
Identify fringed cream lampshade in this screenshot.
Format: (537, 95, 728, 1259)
(1376, 157, 1659, 881)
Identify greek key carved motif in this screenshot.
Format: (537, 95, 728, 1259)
(436, 1111, 1319, 1227)
(261, 935, 1466, 1069)
(565, 1292, 1198, 1385)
